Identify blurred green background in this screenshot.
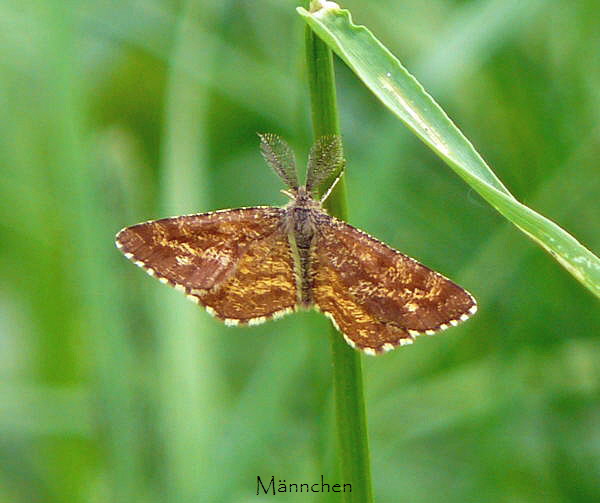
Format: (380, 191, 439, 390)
(1, 0, 599, 502)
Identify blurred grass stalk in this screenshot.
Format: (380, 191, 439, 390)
(40, 1, 145, 501)
(154, 1, 222, 501)
(305, 2, 374, 502)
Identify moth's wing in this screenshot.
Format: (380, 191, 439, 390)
(312, 215, 477, 354)
(116, 207, 298, 324)
(197, 225, 299, 325)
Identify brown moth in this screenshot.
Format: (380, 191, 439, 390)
(116, 134, 476, 354)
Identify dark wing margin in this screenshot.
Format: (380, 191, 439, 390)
(115, 207, 298, 325)
(312, 215, 477, 355)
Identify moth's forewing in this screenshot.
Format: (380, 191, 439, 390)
(116, 207, 298, 324)
(312, 214, 477, 354)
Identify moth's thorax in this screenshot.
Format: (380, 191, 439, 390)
(283, 186, 323, 244)
(285, 186, 322, 209)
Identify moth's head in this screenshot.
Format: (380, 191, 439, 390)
(280, 186, 324, 210)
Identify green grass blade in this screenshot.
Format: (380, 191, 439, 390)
(298, 1, 600, 299)
(155, 1, 222, 500)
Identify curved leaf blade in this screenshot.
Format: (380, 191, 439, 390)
(298, 1, 600, 299)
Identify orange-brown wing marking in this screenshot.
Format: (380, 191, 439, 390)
(312, 216, 477, 354)
(116, 207, 297, 323)
(198, 228, 298, 324)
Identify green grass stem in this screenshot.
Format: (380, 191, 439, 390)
(305, 2, 374, 501)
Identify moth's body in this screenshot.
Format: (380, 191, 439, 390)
(116, 134, 477, 354)
(282, 186, 323, 307)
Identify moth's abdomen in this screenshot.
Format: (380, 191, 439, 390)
(297, 245, 315, 307)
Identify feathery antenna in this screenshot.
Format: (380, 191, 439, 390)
(305, 135, 345, 195)
(258, 133, 299, 190)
